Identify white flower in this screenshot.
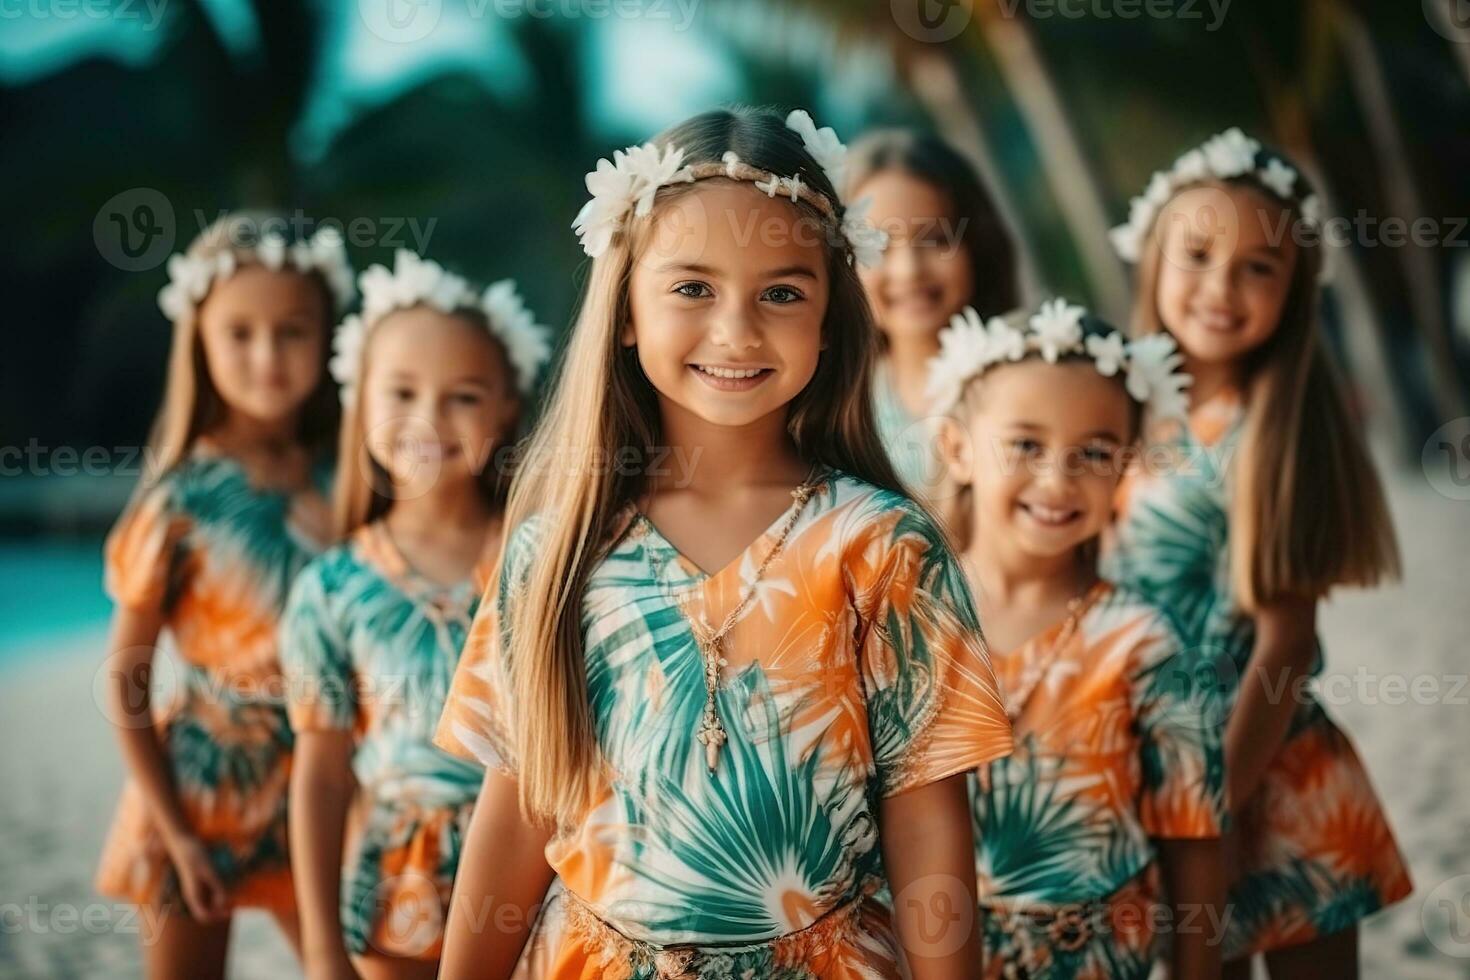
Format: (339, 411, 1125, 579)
(256, 233, 288, 270)
(1028, 298, 1086, 362)
(1258, 158, 1297, 199)
(841, 197, 888, 268)
(1109, 221, 1143, 263)
(785, 109, 847, 193)
(1085, 331, 1128, 376)
(571, 143, 693, 258)
(985, 315, 1026, 363)
(925, 305, 990, 412)
(1201, 127, 1260, 178)
(1172, 149, 1209, 184)
(1143, 171, 1174, 207)
(329, 314, 367, 401)
(778, 174, 803, 203)
(721, 150, 740, 178)
(1126, 333, 1192, 420)
(480, 278, 552, 394)
(1299, 193, 1323, 229)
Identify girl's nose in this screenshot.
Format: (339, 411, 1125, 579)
(708, 301, 763, 350)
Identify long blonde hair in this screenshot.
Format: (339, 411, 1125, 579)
(505, 106, 905, 826)
(143, 211, 338, 486)
(332, 307, 519, 538)
(1131, 172, 1400, 610)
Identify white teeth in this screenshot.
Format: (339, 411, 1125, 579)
(1023, 503, 1075, 525)
(696, 365, 765, 379)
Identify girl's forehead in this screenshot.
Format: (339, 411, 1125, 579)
(642, 181, 831, 273)
(968, 360, 1132, 427)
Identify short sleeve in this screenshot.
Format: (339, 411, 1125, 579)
(1130, 610, 1229, 838)
(856, 502, 1013, 797)
(279, 559, 357, 733)
(103, 483, 189, 612)
(433, 517, 542, 774)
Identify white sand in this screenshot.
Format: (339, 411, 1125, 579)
(1, 465, 1465, 979)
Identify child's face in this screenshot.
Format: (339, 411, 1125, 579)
(942, 360, 1132, 563)
(196, 264, 326, 425)
(624, 182, 830, 430)
(1155, 184, 1298, 369)
(359, 308, 517, 496)
(854, 170, 972, 343)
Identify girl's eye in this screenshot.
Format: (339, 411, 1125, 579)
(279, 324, 310, 340)
(1186, 245, 1210, 264)
(391, 387, 414, 401)
(1246, 259, 1278, 277)
(763, 285, 803, 304)
(1082, 445, 1115, 464)
(674, 282, 711, 299)
(1009, 437, 1042, 454)
(230, 325, 252, 342)
(450, 392, 484, 406)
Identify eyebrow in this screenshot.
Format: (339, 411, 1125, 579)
(652, 261, 820, 280)
(382, 372, 493, 386)
(1005, 421, 1124, 442)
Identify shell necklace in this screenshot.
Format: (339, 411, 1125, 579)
(668, 465, 825, 774)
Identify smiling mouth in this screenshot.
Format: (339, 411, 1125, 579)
(1193, 310, 1242, 332)
(689, 364, 774, 390)
(1018, 501, 1082, 527)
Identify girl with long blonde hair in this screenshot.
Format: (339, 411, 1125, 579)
(96, 212, 349, 978)
(280, 250, 547, 980)
(433, 105, 1014, 979)
(1105, 129, 1411, 979)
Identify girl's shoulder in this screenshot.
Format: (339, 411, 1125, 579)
(820, 469, 944, 541)
(289, 538, 360, 604)
(1087, 579, 1188, 657)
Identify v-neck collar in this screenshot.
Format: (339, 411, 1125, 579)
(629, 466, 831, 585)
(355, 520, 499, 599)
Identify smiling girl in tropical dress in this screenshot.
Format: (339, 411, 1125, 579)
(432, 105, 1015, 979)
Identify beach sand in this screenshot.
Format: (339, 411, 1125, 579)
(1, 464, 1466, 979)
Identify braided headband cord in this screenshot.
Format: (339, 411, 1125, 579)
(680, 159, 839, 220)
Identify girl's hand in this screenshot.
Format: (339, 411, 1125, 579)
(163, 831, 230, 923)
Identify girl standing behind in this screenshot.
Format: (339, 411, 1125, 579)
(434, 105, 1014, 979)
(1105, 128, 1412, 978)
(97, 213, 352, 979)
(848, 129, 1021, 527)
(930, 301, 1227, 979)
(280, 251, 550, 980)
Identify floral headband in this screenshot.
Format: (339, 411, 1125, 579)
(330, 249, 551, 405)
(926, 298, 1193, 421)
(571, 109, 889, 267)
(157, 225, 356, 322)
(1109, 127, 1330, 283)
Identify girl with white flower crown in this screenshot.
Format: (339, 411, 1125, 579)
(96, 211, 350, 979)
(432, 105, 1014, 979)
(929, 299, 1228, 979)
(278, 249, 550, 980)
(847, 129, 1021, 534)
(1104, 129, 1411, 978)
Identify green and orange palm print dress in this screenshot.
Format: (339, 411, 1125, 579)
(280, 521, 496, 960)
(434, 469, 1014, 979)
(95, 445, 330, 914)
(1103, 388, 1412, 959)
(972, 581, 1227, 979)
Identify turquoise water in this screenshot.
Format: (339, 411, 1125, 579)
(0, 538, 110, 667)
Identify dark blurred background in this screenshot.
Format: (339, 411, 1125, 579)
(3, 3, 1470, 976)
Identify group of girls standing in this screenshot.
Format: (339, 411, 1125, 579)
(97, 104, 1411, 980)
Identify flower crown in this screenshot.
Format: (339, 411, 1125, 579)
(1109, 127, 1330, 283)
(927, 298, 1193, 421)
(157, 226, 356, 322)
(571, 109, 889, 267)
(329, 249, 551, 405)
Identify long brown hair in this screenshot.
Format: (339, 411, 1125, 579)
(1130, 170, 1400, 610)
(332, 307, 519, 538)
(143, 211, 339, 487)
(505, 106, 905, 826)
(846, 128, 1021, 321)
